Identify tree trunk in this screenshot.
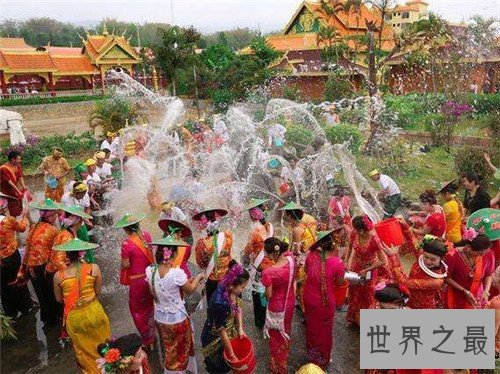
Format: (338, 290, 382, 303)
(363, 27, 380, 154)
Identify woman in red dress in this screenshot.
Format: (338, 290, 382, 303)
(381, 236, 448, 309)
(412, 189, 446, 239)
(445, 230, 494, 309)
(261, 237, 295, 374)
(303, 229, 345, 370)
(345, 215, 386, 327)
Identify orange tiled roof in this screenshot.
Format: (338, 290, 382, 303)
(0, 51, 56, 72)
(51, 55, 96, 75)
(0, 37, 34, 50)
(267, 33, 319, 51)
(391, 5, 419, 12)
(46, 46, 82, 56)
(0, 52, 7, 69)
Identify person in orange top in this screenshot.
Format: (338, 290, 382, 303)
(438, 181, 464, 244)
(17, 198, 60, 324)
(280, 202, 318, 314)
(0, 192, 34, 318)
(0, 151, 27, 217)
(41, 147, 71, 203)
(193, 208, 234, 304)
(242, 198, 275, 328)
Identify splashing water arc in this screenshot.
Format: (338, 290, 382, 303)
(105, 70, 383, 244)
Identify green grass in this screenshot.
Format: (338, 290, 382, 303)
(355, 146, 456, 201)
(0, 95, 106, 107)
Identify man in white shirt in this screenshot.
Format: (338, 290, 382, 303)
(62, 182, 91, 212)
(84, 159, 102, 186)
(159, 201, 187, 223)
(369, 169, 402, 218)
(100, 132, 120, 161)
(94, 151, 113, 179)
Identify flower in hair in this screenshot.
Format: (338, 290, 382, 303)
(462, 228, 478, 242)
(163, 248, 172, 261)
(104, 348, 121, 363)
(362, 215, 374, 230)
(374, 282, 386, 292)
(419, 234, 438, 249)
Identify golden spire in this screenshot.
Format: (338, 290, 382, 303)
(102, 21, 109, 36)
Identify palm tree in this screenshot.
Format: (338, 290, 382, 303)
(345, 0, 363, 61)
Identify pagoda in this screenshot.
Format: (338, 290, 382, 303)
(0, 23, 142, 96)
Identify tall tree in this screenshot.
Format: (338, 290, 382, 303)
(152, 25, 201, 96)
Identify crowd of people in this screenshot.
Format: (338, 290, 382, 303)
(0, 124, 499, 374)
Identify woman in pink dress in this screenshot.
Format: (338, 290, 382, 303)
(115, 213, 156, 347)
(261, 237, 295, 374)
(328, 186, 351, 230)
(304, 229, 346, 369)
(345, 215, 386, 327)
(445, 230, 494, 309)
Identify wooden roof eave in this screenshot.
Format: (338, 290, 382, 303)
(52, 71, 99, 76)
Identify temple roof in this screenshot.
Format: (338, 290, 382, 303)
(0, 33, 141, 77)
(51, 55, 96, 75)
(0, 51, 57, 73)
(0, 38, 34, 50)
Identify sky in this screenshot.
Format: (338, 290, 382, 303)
(0, 0, 499, 33)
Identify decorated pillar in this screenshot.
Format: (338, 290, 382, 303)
(48, 72, 56, 96)
(152, 66, 158, 92)
(100, 67, 106, 95)
(0, 71, 8, 98)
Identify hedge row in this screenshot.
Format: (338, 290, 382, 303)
(0, 94, 105, 107)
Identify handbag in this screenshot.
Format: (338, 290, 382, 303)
(263, 256, 294, 340)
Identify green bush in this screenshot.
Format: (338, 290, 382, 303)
(338, 107, 366, 127)
(454, 145, 497, 184)
(211, 89, 236, 113)
(0, 95, 104, 107)
(465, 93, 500, 114)
(283, 86, 301, 102)
(0, 132, 98, 169)
(285, 124, 314, 146)
(325, 124, 363, 151)
(324, 73, 354, 101)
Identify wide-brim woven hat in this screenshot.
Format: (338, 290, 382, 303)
(150, 235, 188, 247)
(59, 204, 92, 219)
(53, 238, 99, 252)
(113, 213, 147, 229)
(30, 198, 60, 211)
(158, 219, 192, 238)
(279, 202, 304, 212)
(192, 208, 228, 222)
(309, 228, 342, 250)
(244, 198, 270, 211)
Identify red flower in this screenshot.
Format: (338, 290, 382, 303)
(105, 348, 121, 363)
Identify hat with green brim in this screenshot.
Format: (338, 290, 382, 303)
(113, 213, 147, 229)
(192, 208, 228, 221)
(437, 178, 458, 195)
(467, 208, 500, 241)
(244, 198, 270, 211)
(74, 163, 87, 175)
(53, 238, 99, 252)
(279, 202, 303, 212)
(0, 192, 16, 200)
(309, 228, 342, 250)
(30, 198, 60, 211)
(151, 235, 188, 247)
(158, 219, 192, 238)
(60, 204, 92, 219)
